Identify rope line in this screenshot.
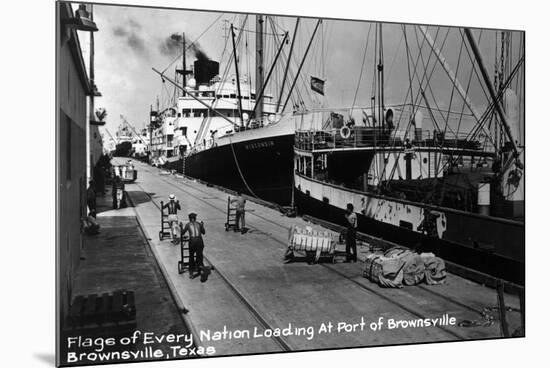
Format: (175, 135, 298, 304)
(228, 136, 261, 199)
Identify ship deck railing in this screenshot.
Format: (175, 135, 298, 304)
(295, 127, 492, 155)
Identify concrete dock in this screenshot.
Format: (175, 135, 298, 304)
(117, 158, 522, 357)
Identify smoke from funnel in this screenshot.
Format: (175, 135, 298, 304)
(112, 18, 147, 56)
(160, 33, 209, 61)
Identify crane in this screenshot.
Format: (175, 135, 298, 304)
(120, 114, 149, 148)
(103, 127, 118, 145)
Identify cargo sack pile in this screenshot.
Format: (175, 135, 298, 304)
(422, 252, 447, 285)
(363, 247, 446, 288)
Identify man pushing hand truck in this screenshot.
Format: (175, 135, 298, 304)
(181, 212, 211, 282)
(162, 194, 181, 244)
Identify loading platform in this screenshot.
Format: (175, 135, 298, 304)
(115, 158, 523, 357)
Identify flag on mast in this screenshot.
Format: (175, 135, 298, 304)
(310, 76, 325, 95)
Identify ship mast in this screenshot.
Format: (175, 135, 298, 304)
(182, 32, 186, 96)
(277, 18, 300, 112)
(255, 15, 264, 120)
(281, 19, 322, 113)
(230, 24, 244, 126)
(175, 32, 192, 97)
(377, 23, 384, 130)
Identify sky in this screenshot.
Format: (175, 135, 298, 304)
(74, 3, 524, 138)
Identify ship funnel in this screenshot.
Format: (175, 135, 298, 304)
(194, 59, 219, 86)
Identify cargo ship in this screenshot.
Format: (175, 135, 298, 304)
(150, 16, 323, 205)
(293, 26, 525, 284)
(150, 19, 524, 283)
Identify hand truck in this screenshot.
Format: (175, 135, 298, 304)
(178, 224, 190, 274)
(224, 196, 239, 231)
(159, 201, 172, 240)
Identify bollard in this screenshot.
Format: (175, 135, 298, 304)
(496, 280, 510, 337)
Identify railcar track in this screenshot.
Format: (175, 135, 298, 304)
(134, 166, 492, 340)
(132, 179, 293, 352)
(157, 170, 512, 319)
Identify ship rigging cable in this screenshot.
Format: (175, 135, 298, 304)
(412, 26, 454, 135)
(270, 17, 307, 112)
(350, 23, 372, 118)
(379, 26, 448, 185)
(195, 15, 248, 145)
(454, 31, 478, 139)
(274, 18, 322, 112)
(466, 56, 524, 146)
(393, 25, 438, 133)
(228, 136, 261, 199)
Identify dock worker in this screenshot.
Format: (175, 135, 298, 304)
(417, 208, 440, 253)
(112, 176, 125, 209)
(162, 194, 181, 244)
(181, 213, 210, 282)
(231, 192, 246, 233)
(344, 203, 358, 262)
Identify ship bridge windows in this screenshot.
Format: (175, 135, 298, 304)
(181, 109, 207, 118)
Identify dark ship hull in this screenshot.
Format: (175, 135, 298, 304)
(182, 134, 295, 205)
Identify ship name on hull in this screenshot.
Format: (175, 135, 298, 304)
(245, 140, 275, 150)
